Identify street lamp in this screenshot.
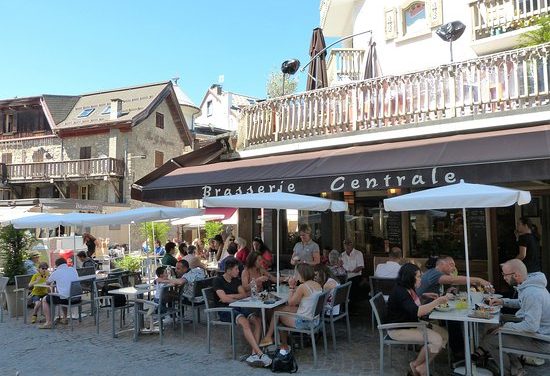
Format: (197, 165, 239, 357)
(280, 59, 300, 96)
(436, 21, 466, 63)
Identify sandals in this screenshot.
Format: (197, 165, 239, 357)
(259, 337, 274, 347)
(409, 362, 420, 376)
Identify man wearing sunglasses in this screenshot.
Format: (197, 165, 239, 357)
(482, 259, 550, 375)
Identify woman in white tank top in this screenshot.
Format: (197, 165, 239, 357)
(259, 263, 322, 350)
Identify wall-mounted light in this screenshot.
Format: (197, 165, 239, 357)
(387, 188, 402, 196)
(320, 192, 327, 198)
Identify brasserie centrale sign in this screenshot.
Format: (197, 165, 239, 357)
(201, 167, 458, 198)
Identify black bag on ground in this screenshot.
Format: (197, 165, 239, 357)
(101, 283, 126, 307)
(271, 350, 298, 373)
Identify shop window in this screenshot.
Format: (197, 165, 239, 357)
(156, 112, 164, 129)
(409, 208, 487, 260)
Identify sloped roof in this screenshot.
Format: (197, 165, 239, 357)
(55, 82, 169, 129)
(173, 85, 199, 110)
(231, 93, 257, 108)
(42, 95, 80, 124)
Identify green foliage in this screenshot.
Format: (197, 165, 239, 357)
(518, 16, 550, 47)
(0, 225, 36, 284)
(115, 255, 142, 272)
(204, 221, 224, 244)
(139, 222, 171, 251)
(266, 71, 298, 98)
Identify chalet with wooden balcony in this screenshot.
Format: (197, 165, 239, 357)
(0, 81, 194, 208)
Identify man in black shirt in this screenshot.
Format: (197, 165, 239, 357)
(213, 259, 271, 367)
(516, 217, 541, 273)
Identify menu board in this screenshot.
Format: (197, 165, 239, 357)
(467, 208, 487, 260)
(386, 212, 402, 247)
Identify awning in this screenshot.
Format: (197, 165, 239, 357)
(0, 206, 41, 226)
(132, 124, 550, 201)
(204, 207, 237, 220)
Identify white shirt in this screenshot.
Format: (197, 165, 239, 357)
(374, 261, 401, 278)
(47, 264, 79, 298)
(341, 249, 364, 279)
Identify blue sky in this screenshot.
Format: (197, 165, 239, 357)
(0, 0, 324, 105)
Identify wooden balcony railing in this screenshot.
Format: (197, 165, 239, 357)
(327, 48, 366, 86)
(470, 0, 550, 40)
(7, 157, 125, 182)
(241, 43, 550, 148)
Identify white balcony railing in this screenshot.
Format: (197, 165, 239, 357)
(241, 43, 550, 148)
(327, 48, 366, 86)
(470, 0, 550, 40)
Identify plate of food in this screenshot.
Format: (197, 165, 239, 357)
(483, 293, 503, 299)
(434, 303, 452, 312)
(475, 303, 501, 314)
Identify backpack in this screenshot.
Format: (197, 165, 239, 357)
(101, 282, 127, 307)
(271, 350, 298, 373)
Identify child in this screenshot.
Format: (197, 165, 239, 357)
(28, 262, 50, 324)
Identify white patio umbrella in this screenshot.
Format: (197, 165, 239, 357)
(203, 192, 348, 291)
(383, 180, 531, 302)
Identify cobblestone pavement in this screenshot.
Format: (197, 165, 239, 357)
(1, 304, 549, 376)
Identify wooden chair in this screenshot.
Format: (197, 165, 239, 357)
(370, 292, 430, 376)
(202, 287, 237, 360)
(324, 281, 352, 350)
(274, 291, 328, 367)
(498, 328, 550, 376)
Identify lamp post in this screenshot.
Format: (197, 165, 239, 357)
(280, 59, 300, 96)
(436, 21, 466, 63)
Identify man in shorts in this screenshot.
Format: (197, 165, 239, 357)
(39, 257, 80, 329)
(213, 258, 271, 367)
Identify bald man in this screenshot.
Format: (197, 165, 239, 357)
(483, 259, 550, 375)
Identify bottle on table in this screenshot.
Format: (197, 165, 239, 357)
(250, 278, 258, 301)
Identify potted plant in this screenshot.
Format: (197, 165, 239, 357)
(0, 224, 36, 317)
(115, 255, 143, 286)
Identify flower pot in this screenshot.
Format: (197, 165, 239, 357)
(4, 284, 24, 318)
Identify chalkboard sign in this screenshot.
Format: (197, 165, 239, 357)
(467, 208, 487, 260)
(386, 212, 402, 247)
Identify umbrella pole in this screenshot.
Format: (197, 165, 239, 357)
(128, 223, 131, 254)
(462, 208, 472, 304)
(277, 209, 280, 293)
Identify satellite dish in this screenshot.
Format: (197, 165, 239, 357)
(281, 59, 301, 75)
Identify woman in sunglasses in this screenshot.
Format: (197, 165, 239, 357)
(28, 262, 50, 324)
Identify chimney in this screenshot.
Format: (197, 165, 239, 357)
(110, 98, 122, 120)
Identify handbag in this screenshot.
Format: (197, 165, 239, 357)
(271, 350, 298, 373)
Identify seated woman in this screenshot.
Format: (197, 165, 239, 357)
(259, 263, 322, 348)
(252, 237, 273, 271)
(314, 263, 340, 316)
(327, 249, 347, 284)
(241, 251, 277, 292)
(28, 262, 50, 324)
(387, 263, 450, 376)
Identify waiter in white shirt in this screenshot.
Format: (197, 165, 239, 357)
(374, 247, 403, 278)
(341, 239, 364, 306)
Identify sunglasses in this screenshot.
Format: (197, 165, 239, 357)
(40, 267, 48, 270)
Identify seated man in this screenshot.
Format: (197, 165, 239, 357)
(76, 251, 95, 269)
(219, 243, 242, 273)
(482, 259, 550, 376)
(39, 257, 80, 329)
(213, 259, 271, 368)
(374, 247, 403, 278)
(161, 241, 178, 268)
(161, 260, 206, 302)
(183, 245, 197, 264)
(341, 239, 365, 306)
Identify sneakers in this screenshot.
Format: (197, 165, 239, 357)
(523, 356, 545, 366)
(31, 315, 37, 324)
(39, 323, 52, 329)
(245, 353, 272, 368)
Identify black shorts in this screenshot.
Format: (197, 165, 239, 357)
(218, 307, 256, 323)
(47, 295, 81, 305)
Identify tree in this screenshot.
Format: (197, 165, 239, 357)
(204, 221, 224, 245)
(140, 222, 171, 251)
(266, 71, 298, 98)
(518, 15, 550, 47)
(0, 225, 36, 284)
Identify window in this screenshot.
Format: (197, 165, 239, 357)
(403, 1, 427, 36)
(206, 100, 213, 117)
(1, 113, 15, 133)
(80, 146, 92, 159)
(1, 153, 12, 164)
(154, 150, 164, 168)
(156, 112, 164, 129)
(77, 108, 95, 118)
(80, 186, 89, 200)
(100, 106, 111, 115)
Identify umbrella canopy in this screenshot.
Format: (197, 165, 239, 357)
(384, 180, 531, 211)
(12, 212, 104, 229)
(171, 214, 225, 226)
(306, 27, 328, 90)
(0, 206, 42, 226)
(203, 192, 348, 212)
(84, 207, 204, 226)
(363, 38, 381, 80)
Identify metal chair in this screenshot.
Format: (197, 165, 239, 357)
(274, 291, 328, 367)
(50, 280, 93, 331)
(14, 274, 34, 323)
(0, 276, 9, 323)
(202, 287, 237, 360)
(77, 266, 96, 277)
(369, 292, 430, 376)
(134, 284, 181, 344)
(324, 281, 352, 350)
(94, 277, 133, 338)
(179, 277, 215, 333)
(369, 276, 397, 331)
(498, 327, 550, 376)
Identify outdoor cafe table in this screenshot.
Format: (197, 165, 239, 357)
(229, 292, 289, 337)
(429, 303, 500, 376)
(107, 285, 156, 340)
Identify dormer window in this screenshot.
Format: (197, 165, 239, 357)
(100, 106, 111, 115)
(77, 108, 95, 118)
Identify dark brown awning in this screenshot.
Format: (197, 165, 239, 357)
(132, 125, 550, 202)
